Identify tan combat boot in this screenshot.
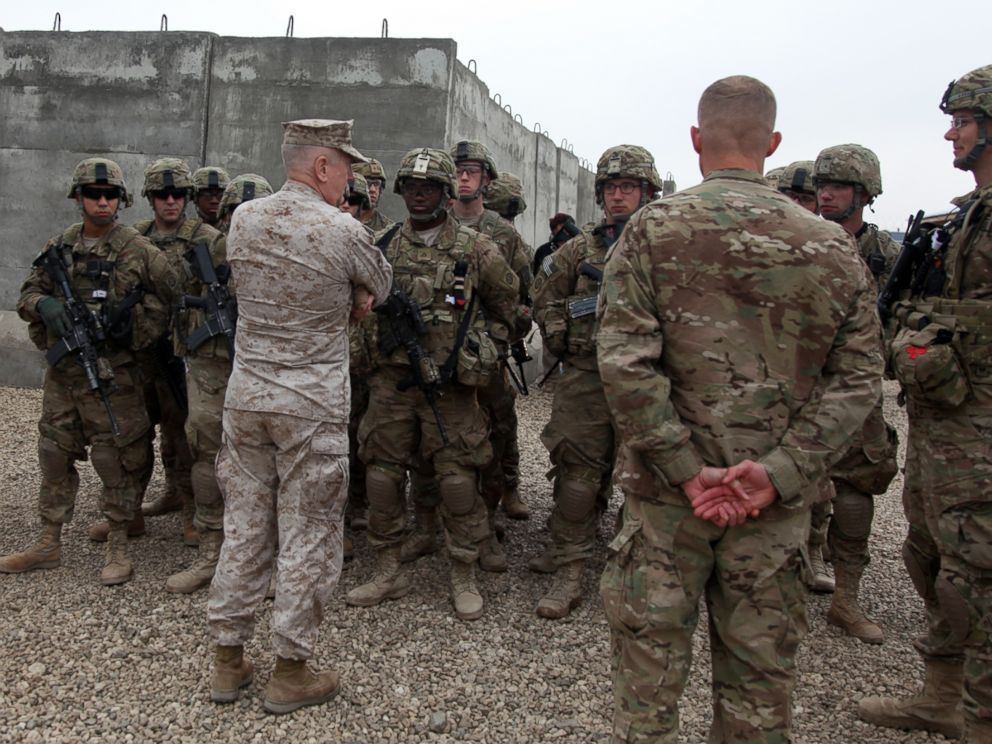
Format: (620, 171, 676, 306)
(87, 513, 145, 543)
(450, 559, 483, 621)
(142, 488, 182, 517)
(501, 487, 530, 520)
(345, 546, 412, 606)
(166, 528, 223, 594)
(536, 560, 584, 619)
(964, 716, 992, 743)
(527, 541, 556, 574)
(181, 497, 200, 547)
(210, 644, 254, 703)
(827, 563, 883, 644)
(858, 657, 964, 739)
(263, 657, 340, 715)
(100, 522, 134, 586)
(0, 521, 62, 573)
(479, 511, 508, 573)
(807, 540, 835, 593)
(399, 506, 440, 563)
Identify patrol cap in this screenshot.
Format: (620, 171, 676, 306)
(281, 119, 368, 163)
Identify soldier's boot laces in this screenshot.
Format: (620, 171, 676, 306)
(345, 546, 411, 606)
(87, 513, 145, 543)
(0, 521, 62, 573)
(808, 541, 835, 594)
(501, 487, 530, 520)
(536, 560, 584, 620)
(527, 542, 556, 574)
(100, 522, 134, 586)
(210, 645, 253, 704)
(399, 507, 440, 563)
(142, 486, 182, 517)
(166, 528, 222, 594)
(858, 657, 964, 739)
(827, 563, 883, 644)
(263, 657, 340, 715)
(450, 559, 483, 621)
(181, 495, 200, 547)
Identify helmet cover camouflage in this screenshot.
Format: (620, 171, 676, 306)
(142, 157, 195, 197)
(940, 64, 992, 118)
(353, 158, 387, 184)
(484, 171, 527, 219)
(764, 166, 786, 190)
(778, 160, 816, 194)
(347, 173, 372, 210)
(393, 148, 458, 195)
(595, 145, 663, 202)
(813, 144, 882, 198)
(192, 166, 231, 194)
(67, 157, 133, 207)
(449, 140, 499, 180)
(219, 173, 274, 216)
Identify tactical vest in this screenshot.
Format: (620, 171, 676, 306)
(857, 225, 892, 289)
(564, 227, 609, 361)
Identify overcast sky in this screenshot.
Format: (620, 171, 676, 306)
(4, 1, 987, 230)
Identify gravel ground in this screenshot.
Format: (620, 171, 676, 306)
(0, 381, 951, 743)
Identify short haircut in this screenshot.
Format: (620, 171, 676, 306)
(281, 144, 347, 172)
(697, 76, 777, 156)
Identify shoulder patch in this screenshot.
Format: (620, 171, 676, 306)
(541, 255, 556, 276)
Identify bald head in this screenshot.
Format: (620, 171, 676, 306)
(692, 76, 781, 174)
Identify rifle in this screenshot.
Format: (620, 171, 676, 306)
(377, 285, 450, 446)
(154, 334, 188, 413)
(507, 339, 531, 396)
(538, 263, 605, 388)
(34, 244, 121, 436)
(182, 242, 237, 358)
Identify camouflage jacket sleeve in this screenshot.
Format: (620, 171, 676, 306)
(17, 237, 61, 322)
(346, 220, 393, 307)
(473, 233, 526, 343)
(496, 222, 534, 305)
(531, 235, 581, 358)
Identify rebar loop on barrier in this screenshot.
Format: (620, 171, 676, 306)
(503, 104, 512, 115)
(381, 19, 388, 38)
(560, 138, 569, 150)
(514, 114, 523, 124)
(468, 59, 477, 74)
(160, 15, 168, 32)
(493, 93, 501, 106)
(286, 15, 294, 38)
(52, 12, 61, 31)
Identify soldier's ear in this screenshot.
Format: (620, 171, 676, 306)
(690, 126, 702, 154)
(766, 131, 783, 158)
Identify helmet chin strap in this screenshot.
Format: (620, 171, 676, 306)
(822, 186, 863, 223)
(410, 190, 450, 223)
(955, 112, 988, 170)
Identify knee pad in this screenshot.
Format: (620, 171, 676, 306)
(831, 486, 874, 542)
(557, 478, 598, 522)
(439, 472, 478, 516)
(90, 444, 127, 489)
(38, 438, 73, 482)
(190, 461, 222, 506)
(366, 465, 402, 513)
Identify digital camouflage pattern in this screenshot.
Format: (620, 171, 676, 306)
(66, 157, 133, 207)
(484, 171, 527, 220)
(208, 178, 392, 660)
(778, 160, 815, 194)
(814, 144, 883, 198)
(596, 168, 883, 742)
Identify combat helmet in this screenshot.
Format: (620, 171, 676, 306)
(218, 174, 274, 218)
(779, 161, 816, 195)
(394, 148, 457, 222)
(353, 158, 387, 185)
(192, 166, 231, 195)
(346, 173, 372, 211)
(595, 145, 663, 207)
(67, 157, 133, 207)
(765, 166, 786, 190)
(142, 158, 194, 198)
(484, 171, 527, 220)
(940, 64, 992, 170)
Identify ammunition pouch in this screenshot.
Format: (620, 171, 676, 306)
(455, 328, 499, 387)
(890, 320, 970, 408)
(565, 293, 598, 356)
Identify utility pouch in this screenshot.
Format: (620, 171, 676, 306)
(455, 328, 499, 387)
(891, 321, 970, 408)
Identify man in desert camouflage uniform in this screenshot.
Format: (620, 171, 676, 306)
(484, 171, 528, 223)
(192, 166, 230, 228)
(598, 76, 882, 742)
(859, 64, 992, 744)
(529, 144, 662, 620)
(352, 158, 392, 231)
(347, 147, 525, 620)
(207, 119, 391, 714)
(0, 158, 179, 585)
(812, 144, 900, 643)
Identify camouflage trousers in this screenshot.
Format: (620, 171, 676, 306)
(358, 365, 491, 563)
(208, 409, 348, 660)
(602, 495, 809, 743)
(902, 403, 992, 727)
(348, 373, 370, 513)
(184, 356, 230, 531)
(478, 367, 520, 508)
(137, 353, 193, 504)
(37, 363, 150, 524)
(541, 364, 615, 565)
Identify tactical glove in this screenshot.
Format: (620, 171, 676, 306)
(37, 297, 71, 337)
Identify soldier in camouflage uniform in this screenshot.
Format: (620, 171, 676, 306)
(216, 174, 274, 235)
(813, 144, 900, 643)
(764, 165, 786, 190)
(208, 119, 391, 713)
(484, 171, 528, 222)
(777, 160, 818, 214)
(352, 158, 392, 231)
(860, 64, 992, 743)
(529, 144, 662, 619)
(192, 166, 230, 228)
(0, 158, 179, 585)
(597, 76, 883, 742)
(347, 147, 526, 620)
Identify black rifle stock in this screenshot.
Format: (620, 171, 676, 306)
(878, 210, 927, 322)
(183, 242, 237, 358)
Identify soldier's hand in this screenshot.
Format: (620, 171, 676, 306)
(352, 287, 375, 320)
(682, 467, 752, 527)
(692, 460, 777, 524)
(37, 296, 71, 337)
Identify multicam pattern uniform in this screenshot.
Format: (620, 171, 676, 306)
(891, 183, 992, 727)
(19, 224, 179, 525)
(208, 181, 392, 660)
(596, 169, 883, 742)
(532, 221, 618, 564)
(358, 216, 522, 562)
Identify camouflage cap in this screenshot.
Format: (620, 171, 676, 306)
(393, 148, 458, 195)
(347, 173, 372, 210)
(484, 171, 527, 219)
(219, 173, 274, 216)
(778, 160, 816, 194)
(67, 157, 133, 207)
(449, 140, 498, 179)
(595, 145, 663, 195)
(142, 157, 194, 197)
(282, 119, 368, 163)
(813, 144, 882, 198)
(192, 166, 231, 194)
(764, 166, 786, 190)
(353, 158, 387, 183)
(940, 64, 992, 117)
